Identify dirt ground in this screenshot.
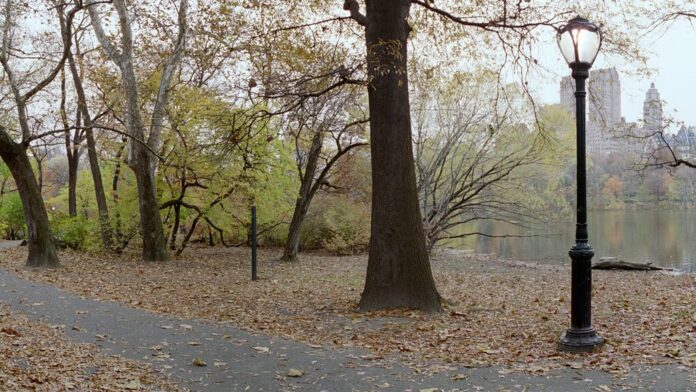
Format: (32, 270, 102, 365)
(1, 245, 695, 376)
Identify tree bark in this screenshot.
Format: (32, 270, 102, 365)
(169, 203, 181, 250)
(67, 152, 79, 216)
(133, 150, 168, 261)
(358, 0, 441, 312)
(112, 140, 125, 245)
(60, 69, 80, 217)
(0, 130, 58, 267)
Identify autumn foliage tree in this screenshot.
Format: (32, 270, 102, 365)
(86, 0, 188, 261)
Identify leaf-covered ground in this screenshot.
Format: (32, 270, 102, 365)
(1, 245, 695, 377)
(0, 303, 178, 391)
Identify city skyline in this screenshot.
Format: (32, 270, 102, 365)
(558, 68, 696, 159)
(537, 18, 696, 129)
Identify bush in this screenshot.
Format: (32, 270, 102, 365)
(50, 213, 101, 251)
(301, 197, 370, 255)
(0, 193, 26, 239)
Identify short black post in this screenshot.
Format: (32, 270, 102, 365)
(558, 64, 604, 352)
(251, 206, 258, 281)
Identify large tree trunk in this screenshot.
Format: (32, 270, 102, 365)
(281, 131, 323, 262)
(120, 54, 168, 261)
(0, 131, 58, 267)
(87, 0, 185, 261)
(358, 0, 441, 312)
(133, 151, 168, 261)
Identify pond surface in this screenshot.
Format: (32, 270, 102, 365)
(447, 209, 696, 272)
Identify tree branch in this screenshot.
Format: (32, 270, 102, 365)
(343, 0, 366, 27)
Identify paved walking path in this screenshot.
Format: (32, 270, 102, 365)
(0, 245, 694, 391)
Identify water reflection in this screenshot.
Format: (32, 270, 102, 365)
(446, 210, 696, 271)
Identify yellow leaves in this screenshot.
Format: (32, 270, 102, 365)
(192, 357, 207, 366)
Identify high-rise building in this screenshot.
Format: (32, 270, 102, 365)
(643, 82, 663, 131)
(586, 68, 621, 154)
(558, 69, 651, 156)
(559, 75, 575, 116)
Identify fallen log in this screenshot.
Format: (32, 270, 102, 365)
(592, 257, 669, 271)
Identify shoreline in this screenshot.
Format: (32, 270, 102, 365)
(436, 247, 692, 274)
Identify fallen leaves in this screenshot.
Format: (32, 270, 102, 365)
(192, 357, 207, 367)
(2, 246, 696, 377)
(253, 346, 270, 353)
(286, 368, 304, 377)
(0, 303, 178, 391)
(1, 326, 21, 336)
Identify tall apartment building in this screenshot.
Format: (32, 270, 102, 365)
(559, 76, 575, 116)
(559, 68, 643, 155)
(642, 84, 696, 158)
(587, 68, 621, 154)
(559, 73, 695, 158)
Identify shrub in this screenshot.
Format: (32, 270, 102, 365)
(50, 213, 101, 251)
(301, 197, 370, 255)
(0, 193, 26, 239)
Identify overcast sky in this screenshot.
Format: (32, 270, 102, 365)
(535, 18, 696, 129)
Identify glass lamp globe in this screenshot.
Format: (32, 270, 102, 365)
(557, 17, 602, 67)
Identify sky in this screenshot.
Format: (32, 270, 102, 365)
(535, 18, 696, 129)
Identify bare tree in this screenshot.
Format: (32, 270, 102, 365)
(413, 78, 541, 253)
(642, 128, 696, 170)
(280, 87, 368, 262)
(86, 0, 188, 261)
(63, 18, 112, 246)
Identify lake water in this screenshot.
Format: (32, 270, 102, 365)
(447, 209, 696, 272)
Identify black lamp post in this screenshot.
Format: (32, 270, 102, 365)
(557, 16, 605, 353)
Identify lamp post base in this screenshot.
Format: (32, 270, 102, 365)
(558, 327, 604, 353)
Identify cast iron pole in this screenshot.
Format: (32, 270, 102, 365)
(251, 206, 258, 281)
(558, 64, 604, 352)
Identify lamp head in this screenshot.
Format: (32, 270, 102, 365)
(557, 16, 602, 70)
